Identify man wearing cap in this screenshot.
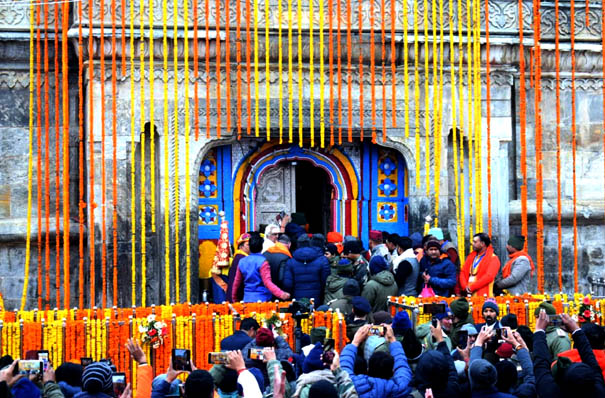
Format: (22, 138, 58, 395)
(324, 259, 356, 303)
(263, 234, 292, 290)
(460, 232, 501, 297)
(418, 239, 457, 297)
(450, 298, 476, 349)
(226, 233, 251, 303)
(534, 302, 571, 359)
(346, 296, 373, 342)
(495, 235, 535, 296)
(368, 230, 392, 266)
(342, 240, 369, 286)
(362, 257, 398, 313)
(326, 231, 344, 254)
(474, 300, 502, 332)
(329, 279, 361, 315)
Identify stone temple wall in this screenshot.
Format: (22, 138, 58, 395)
(0, 1, 604, 309)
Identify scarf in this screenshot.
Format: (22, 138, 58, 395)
(265, 242, 292, 258)
(502, 251, 535, 279)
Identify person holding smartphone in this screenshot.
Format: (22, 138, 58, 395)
(125, 339, 151, 398)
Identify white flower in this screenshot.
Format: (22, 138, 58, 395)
(147, 314, 156, 322)
(139, 325, 147, 333)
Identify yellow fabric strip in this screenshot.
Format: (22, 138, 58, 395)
(184, 0, 191, 303)
(139, 0, 147, 307)
(254, 0, 260, 137)
(149, 0, 156, 233)
(265, 0, 271, 141)
(173, 0, 180, 302)
(309, 0, 315, 147)
(319, 0, 325, 147)
(129, 0, 136, 306)
(413, 0, 420, 189)
(162, 0, 170, 304)
(288, 0, 293, 143)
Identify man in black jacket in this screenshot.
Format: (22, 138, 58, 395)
(533, 310, 605, 398)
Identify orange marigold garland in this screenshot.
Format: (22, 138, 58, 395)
(236, 0, 242, 138)
(77, 0, 85, 311)
(61, 0, 71, 309)
(35, 2, 43, 310)
(225, 0, 232, 133)
(336, 0, 343, 144)
(194, 0, 200, 140)
(485, 0, 492, 236)
(347, 0, 353, 142)
(88, 0, 97, 307)
(215, 0, 222, 138)
(43, 0, 51, 310)
(54, 1, 62, 310)
(328, 0, 334, 146)
(602, 0, 605, 227)
(111, 0, 119, 305)
(100, 0, 108, 309)
(369, 0, 376, 143)
(205, 0, 211, 138)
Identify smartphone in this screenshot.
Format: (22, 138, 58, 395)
(321, 350, 335, 366)
(112, 373, 127, 397)
(323, 338, 335, 352)
(431, 317, 439, 328)
(369, 326, 386, 337)
(502, 328, 509, 339)
(38, 350, 49, 371)
(549, 315, 563, 327)
(207, 352, 229, 365)
(248, 348, 265, 361)
(457, 330, 468, 349)
(494, 328, 503, 340)
(81, 357, 93, 368)
(424, 303, 446, 314)
(172, 349, 192, 371)
(14, 360, 43, 376)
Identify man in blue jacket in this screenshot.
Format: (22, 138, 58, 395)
(220, 317, 260, 351)
(340, 324, 413, 398)
(418, 240, 457, 297)
(283, 234, 331, 305)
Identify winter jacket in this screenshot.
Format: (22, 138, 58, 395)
(266, 359, 294, 398)
(283, 247, 331, 305)
(460, 246, 501, 297)
(468, 347, 517, 398)
(508, 348, 536, 398)
(263, 243, 292, 290)
(415, 322, 453, 352)
(57, 383, 80, 398)
(292, 368, 358, 398)
(558, 348, 605, 381)
(340, 341, 413, 398)
(43, 382, 65, 398)
(324, 274, 350, 304)
(226, 252, 247, 302)
(450, 312, 475, 349)
(351, 256, 369, 287)
(536, 325, 571, 360)
(362, 270, 398, 313)
(242, 336, 294, 387)
(418, 256, 457, 297)
(329, 296, 354, 316)
(231, 253, 288, 302)
(0, 382, 8, 398)
(135, 364, 153, 398)
(495, 256, 532, 296)
(370, 244, 392, 266)
(220, 330, 253, 351)
(12, 379, 41, 398)
(395, 250, 419, 297)
(409, 341, 460, 398)
(533, 329, 605, 398)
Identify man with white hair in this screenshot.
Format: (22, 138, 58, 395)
(262, 224, 280, 252)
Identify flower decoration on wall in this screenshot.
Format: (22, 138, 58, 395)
(378, 203, 397, 222)
(199, 179, 217, 197)
(199, 206, 218, 224)
(200, 159, 216, 177)
(577, 296, 596, 323)
(379, 156, 396, 176)
(139, 314, 168, 349)
(378, 178, 397, 196)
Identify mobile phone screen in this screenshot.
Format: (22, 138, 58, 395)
(458, 331, 468, 349)
(38, 351, 49, 370)
(172, 349, 191, 371)
(15, 360, 43, 376)
(112, 373, 127, 397)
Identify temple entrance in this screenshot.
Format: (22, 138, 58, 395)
(295, 161, 333, 235)
(254, 160, 334, 235)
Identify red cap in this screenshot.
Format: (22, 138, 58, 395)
(326, 231, 343, 243)
(369, 230, 383, 242)
(496, 342, 514, 358)
(255, 328, 275, 347)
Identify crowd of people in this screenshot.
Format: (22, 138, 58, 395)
(213, 211, 535, 311)
(2, 299, 604, 398)
(2, 215, 602, 398)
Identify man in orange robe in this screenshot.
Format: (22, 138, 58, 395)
(460, 232, 501, 297)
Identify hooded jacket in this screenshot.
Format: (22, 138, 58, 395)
(324, 273, 352, 304)
(468, 347, 517, 398)
(533, 329, 605, 398)
(292, 368, 358, 398)
(418, 255, 457, 297)
(558, 348, 605, 381)
(340, 341, 412, 398)
(410, 342, 460, 398)
(362, 270, 398, 313)
(283, 247, 331, 304)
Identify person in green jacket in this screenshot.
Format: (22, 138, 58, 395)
(324, 259, 356, 304)
(534, 301, 571, 360)
(449, 298, 476, 349)
(361, 257, 398, 313)
(329, 279, 361, 316)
